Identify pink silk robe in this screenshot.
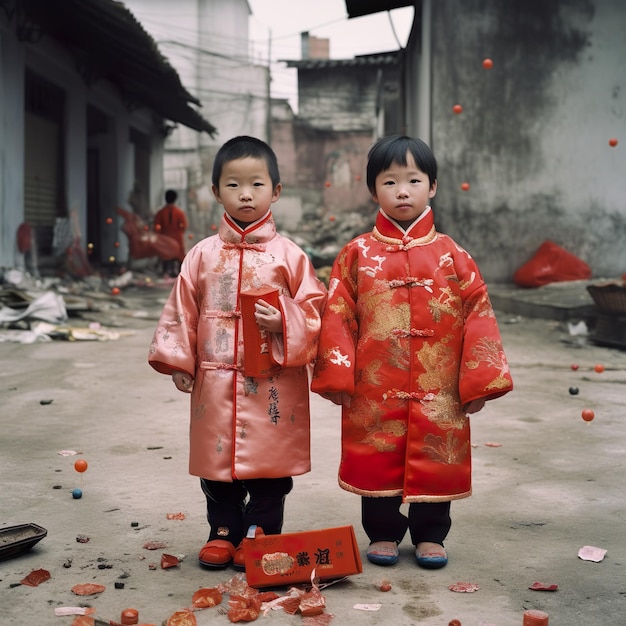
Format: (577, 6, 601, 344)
(311, 208, 513, 502)
(149, 212, 327, 481)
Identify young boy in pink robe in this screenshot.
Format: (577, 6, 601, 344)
(149, 136, 327, 570)
(312, 135, 513, 569)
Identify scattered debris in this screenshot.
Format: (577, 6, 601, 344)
(20, 568, 51, 587)
(529, 582, 559, 591)
(578, 545, 607, 562)
(448, 582, 480, 593)
(54, 607, 96, 617)
(71, 583, 106, 596)
(353, 604, 382, 611)
(143, 541, 167, 550)
(166, 512, 186, 520)
(160, 554, 180, 569)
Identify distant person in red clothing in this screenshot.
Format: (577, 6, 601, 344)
(154, 189, 188, 276)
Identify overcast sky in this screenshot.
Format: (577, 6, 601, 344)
(248, 0, 414, 107)
(123, 0, 414, 111)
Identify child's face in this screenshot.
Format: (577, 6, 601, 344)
(371, 152, 437, 225)
(212, 157, 281, 225)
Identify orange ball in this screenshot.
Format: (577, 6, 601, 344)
(482, 58, 493, 69)
(324, 181, 332, 188)
(593, 364, 605, 373)
(329, 215, 336, 222)
(74, 459, 88, 473)
(111, 287, 120, 296)
(452, 104, 463, 114)
(581, 409, 595, 422)
(461, 182, 470, 191)
(105, 217, 113, 225)
(210, 224, 218, 231)
(608, 138, 618, 147)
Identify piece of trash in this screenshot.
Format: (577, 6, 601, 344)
(143, 541, 167, 550)
(578, 545, 607, 562)
(166, 608, 197, 625)
(58, 450, 81, 456)
(148, 563, 158, 570)
(166, 512, 185, 520)
(161, 553, 180, 569)
(76, 534, 90, 543)
(191, 587, 223, 608)
(353, 604, 382, 611)
(568, 321, 588, 336)
(39, 399, 53, 405)
(529, 581, 559, 591)
(484, 442, 502, 447)
(448, 582, 480, 593)
(54, 607, 96, 617)
(373, 578, 392, 592)
(71, 583, 106, 595)
(20, 568, 51, 587)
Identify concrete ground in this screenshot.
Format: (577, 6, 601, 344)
(1, 278, 625, 625)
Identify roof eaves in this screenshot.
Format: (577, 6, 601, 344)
(19, 0, 216, 135)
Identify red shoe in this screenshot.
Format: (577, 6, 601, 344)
(233, 525, 265, 571)
(198, 539, 236, 568)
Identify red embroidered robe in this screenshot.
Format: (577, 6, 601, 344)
(149, 212, 327, 481)
(311, 208, 513, 502)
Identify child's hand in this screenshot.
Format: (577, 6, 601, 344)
(254, 299, 283, 333)
(172, 371, 194, 393)
(464, 399, 485, 414)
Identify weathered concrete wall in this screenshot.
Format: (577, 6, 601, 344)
(429, 0, 625, 282)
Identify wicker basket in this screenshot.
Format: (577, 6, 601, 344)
(587, 282, 626, 314)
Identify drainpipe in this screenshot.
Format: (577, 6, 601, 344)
(417, 0, 432, 143)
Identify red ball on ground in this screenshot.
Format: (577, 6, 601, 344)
(608, 138, 618, 147)
(453, 104, 463, 114)
(581, 409, 595, 422)
(461, 182, 470, 191)
(482, 58, 494, 69)
(594, 364, 605, 373)
(74, 459, 88, 473)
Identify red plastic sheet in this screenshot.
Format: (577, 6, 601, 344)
(513, 240, 591, 287)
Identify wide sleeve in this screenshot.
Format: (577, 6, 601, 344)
(457, 257, 513, 405)
(270, 248, 327, 368)
(310, 245, 359, 395)
(148, 260, 199, 378)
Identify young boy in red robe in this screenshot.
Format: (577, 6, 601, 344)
(312, 135, 513, 569)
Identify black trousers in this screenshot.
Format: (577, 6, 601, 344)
(361, 496, 451, 546)
(200, 477, 293, 547)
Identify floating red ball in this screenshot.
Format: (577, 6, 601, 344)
(482, 58, 493, 69)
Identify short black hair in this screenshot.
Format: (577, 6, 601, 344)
(212, 136, 280, 188)
(366, 135, 437, 193)
(165, 189, 177, 203)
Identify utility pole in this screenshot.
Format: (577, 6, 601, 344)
(266, 28, 272, 145)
